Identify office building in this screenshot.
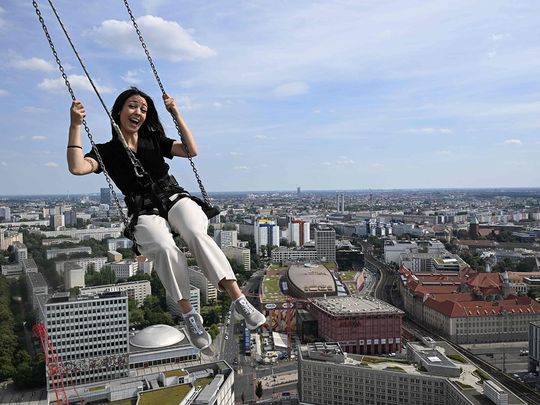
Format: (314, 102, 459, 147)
(0, 229, 23, 250)
(26, 271, 49, 311)
(213, 229, 238, 249)
(111, 260, 139, 281)
(100, 187, 112, 205)
(188, 266, 217, 305)
(314, 225, 336, 261)
(46, 246, 92, 260)
(63, 262, 85, 290)
(298, 341, 522, 405)
(166, 286, 200, 318)
(80, 280, 151, 307)
(309, 296, 403, 355)
(56, 257, 108, 275)
(45, 291, 130, 387)
(222, 245, 251, 272)
(64, 209, 78, 227)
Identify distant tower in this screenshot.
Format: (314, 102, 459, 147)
(297, 187, 301, 197)
(369, 193, 373, 218)
(100, 187, 111, 204)
(469, 217, 479, 239)
(341, 194, 345, 212)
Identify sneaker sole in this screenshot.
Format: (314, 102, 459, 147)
(245, 317, 266, 330)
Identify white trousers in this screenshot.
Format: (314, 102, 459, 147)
(133, 197, 235, 302)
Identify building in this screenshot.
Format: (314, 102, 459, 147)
(41, 227, 123, 241)
(529, 322, 540, 375)
(308, 296, 403, 355)
(106, 237, 134, 251)
(298, 341, 522, 405)
(111, 260, 139, 280)
(254, 219, 280, 255)
(286, 263, 337, 299)
(44, 291, 130, 387)
(100, 187, 112, 204)
(222, 245, 251, 272)
(188, 266, 217, 305)
(271, 245, 318, 262)
(0, 206, 11, 221)
(399, 267, 540, 343)
(80, 280, 151, 307)
(63, 262, 85, 289)
(213, 229, 237, 249)
(314, 225, 336, 261)
(0, 229, 23, 250)
(49, 214, 65, 230)
(21, 258, 38, 273)
(11, 241, 28, 262)
(64, 210, 78, 227)
(26, 271, 48, 311)
(166, 286, 200, 318)
(46, 246, 92, 260)
(288, 220, 310, 247)
(1, 263, 22, 277)
(56, 257, 108, 275)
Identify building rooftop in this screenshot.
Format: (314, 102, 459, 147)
(287, 263, 336, 294)
(310, 296, 403, 316)
(131, 325, 186, 349)
(26, 271, 48, 288)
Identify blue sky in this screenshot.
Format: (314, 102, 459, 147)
(1, 0, 539, 195)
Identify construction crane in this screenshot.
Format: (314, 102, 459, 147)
(32, 323, 83, 405)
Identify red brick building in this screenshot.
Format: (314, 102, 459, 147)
(308, 296, 403, 355)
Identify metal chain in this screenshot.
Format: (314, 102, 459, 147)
(32, 1, 129, 229)
(122, 0, 211, 204)
(44, 0, 148, 180)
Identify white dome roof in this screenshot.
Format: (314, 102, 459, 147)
(130, 324, 185, 348)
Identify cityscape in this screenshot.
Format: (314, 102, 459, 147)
(2, 1, 540, 405)
(0, 187, 539, 404)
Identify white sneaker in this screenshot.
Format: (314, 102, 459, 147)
(184, 312, 212, 350)
(234, 296, 266, 330)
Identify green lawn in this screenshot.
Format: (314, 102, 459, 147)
(164, 369, 188, 378)
(139, 385, 192, 405)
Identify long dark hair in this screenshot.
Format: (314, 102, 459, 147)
(110, 87, 165, 139)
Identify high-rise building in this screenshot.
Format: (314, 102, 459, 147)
(111, 260, 139, 281)
(222, 246, 251, 272)
(315, 225, 336, 261)
(213, 229, 238, 249)
(64, 262, 85, 289)
(100, 187, 112, 204)
(188, 266, 218, 305)
(0, 206, 11, 221)
(11, 241, 28, 262)
(44, 291, 130, 387)
(49, 214, 65, 230)
(288, 220, 310, 247)
(64, 209, 78, 227)
(254, 219, 280, 255)
(80, 280, 151, 307)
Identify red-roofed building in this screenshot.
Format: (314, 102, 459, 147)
(398, 266, 540, 343)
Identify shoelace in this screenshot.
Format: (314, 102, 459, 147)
(238, 299, 254, 314)
(187, 315, 203, 335)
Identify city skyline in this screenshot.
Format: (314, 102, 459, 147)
(1, 1, 540, 195)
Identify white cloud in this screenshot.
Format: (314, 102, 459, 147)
(38, 75, 114, 94)
(491, 33, 507, 41)
(10, 57, 55, 72)
(0, 89, 7, 96)
(44, 162, 60, 168)
(436, 150, 453, 156)
(336, 156, 355, 165)
(254, 135, 268, 140)
(32, 136, 47, 141)
(120, 69, 143, 84)
(213, 101, 222, 108)
(0, 161, 7, 167)
(233, 165, 249, 171)
(272, 81, 309, 97)
(92, 16, 216, 61)
(229, 151, 243, 156)
(503, 139, 522, 145)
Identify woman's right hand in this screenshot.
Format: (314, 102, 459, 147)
(70, 100, 86, 126)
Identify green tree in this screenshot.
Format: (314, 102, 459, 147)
(255, 380, 263, 399)
(208, 324, 219, 340)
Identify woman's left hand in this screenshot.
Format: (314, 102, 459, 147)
(163, 93, 179, 114)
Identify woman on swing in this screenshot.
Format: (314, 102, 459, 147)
(67, 87, 265, 351)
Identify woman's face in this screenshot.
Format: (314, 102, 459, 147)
(119, 95, 148, 134)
